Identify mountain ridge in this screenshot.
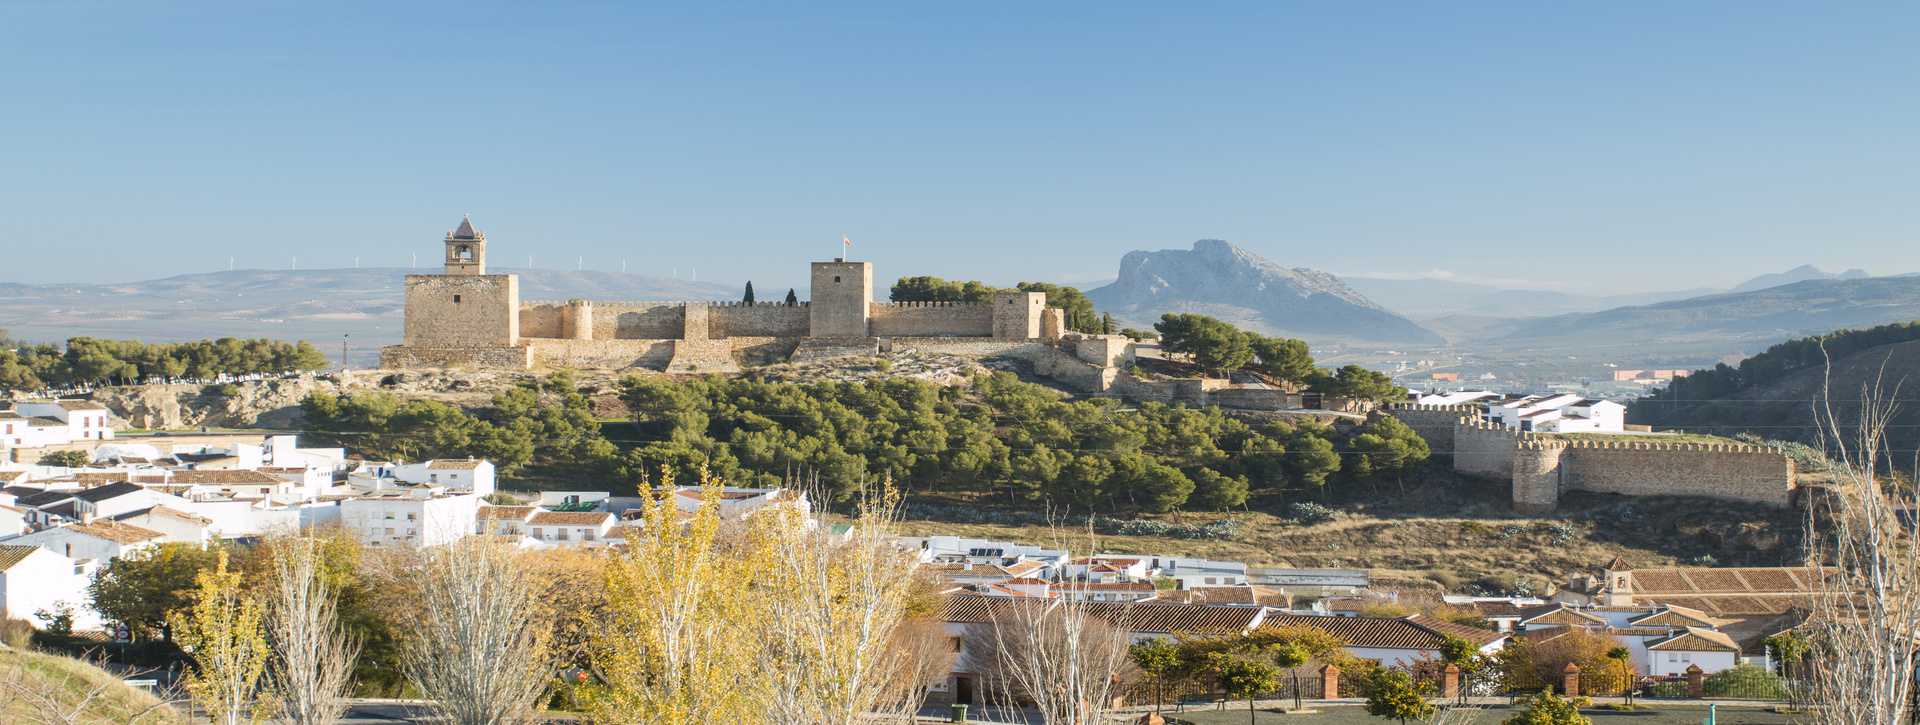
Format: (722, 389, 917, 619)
(1085, 240, 1443, 344)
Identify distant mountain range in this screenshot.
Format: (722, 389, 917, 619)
(1084, 240, 1444, 344)
(1341, 265, 1879, 320)
(0, 268, 738, 348)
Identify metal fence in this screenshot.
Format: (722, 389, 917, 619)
(1126, 674, 1324, 710)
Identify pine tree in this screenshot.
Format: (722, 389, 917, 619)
(743, 281, 756, 305)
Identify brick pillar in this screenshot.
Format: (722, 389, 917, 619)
(1685, 664, 1704, 699)
(1321, 665, 1340, 699)
(1443, 663, 1461, 699)
(1562, 663, 1581, 698)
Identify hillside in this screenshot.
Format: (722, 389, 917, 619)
(1628, 333, 1920, 454)
(1340, 277, 1719, 319)
(1440, 278, 1920, 355)
(0, 647, 182, 723)
(0, 268, 739, 348)
(1086, 240, 1443, 345)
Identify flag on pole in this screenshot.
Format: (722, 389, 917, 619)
(843, 236, 852, 248)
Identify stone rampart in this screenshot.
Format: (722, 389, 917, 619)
(525, 339, 674, 369)
(667, 339, 738, 373)
(379, 345, 533, 370)
(1454, 420, 1526, 478)
(869, 302, 992, 337)
(1384, 404, 1477, 454)
(791, 337, 882, 364)
(1562, 441, 1794, 506)
(715, 304, 811, 338)
(519, 305, 563, 339)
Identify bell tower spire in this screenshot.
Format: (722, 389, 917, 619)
(444, 215, 486, 275)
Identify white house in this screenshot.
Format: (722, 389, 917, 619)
(527, 511, 615, 547)
(0, 545, 102, 631)
(11, 520, 164, 561)
(340, 492, 482, 548)
(1486, 394, 1626, 433)
(71, 483, 190, 522)
(0, 505, 29, 539)
(110, 506, 215, 546)
(392, 459, 496, 496)
(0, 400, 115, 447)
(1261, 612, 1509, 668)
(475, 505, 538, 537)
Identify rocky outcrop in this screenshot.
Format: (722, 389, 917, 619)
(1085, 240, 1444, 344)
(88, 376, 359, 430)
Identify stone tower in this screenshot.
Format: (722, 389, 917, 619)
(809, 258, 872, 337)
(1511, 439, 1567, 515)
(991, 291, 1046, 338)
(402, 216, 519, 348)
(1601, 556, 1636, 606)
(444, 215, 486, 275)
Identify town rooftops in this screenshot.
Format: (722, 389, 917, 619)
(15, 490, 77, 508)
(427, 459, 485, 470)
(0, 545, 39, 570)
(115, 506, 214, 526)
(1646, 626, 1741, 652)
(1628, 567, 1825, 615)
(476, 506, 537, 520)
(1629, 606, 1722, 629)
(59, 520, 166, 544)
(170, 470, 287, 485)
(73, 482, 147, 503)
(1263, 612, 1506, 650)
(54, 401, 108, 411)
(1522, 604, 1610, 627)
(529, 511, 614, 526)
(1605, 556, 1635, 572)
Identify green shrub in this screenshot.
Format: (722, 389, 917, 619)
(1703, 664, 1788, 699)
(874, 359, 892, 372)
(1459, 520, 1491, 536)
(206, 383, 241, 396)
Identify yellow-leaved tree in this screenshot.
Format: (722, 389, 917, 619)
(588, 468, 757, 725)
(750, 479, 927, 725)
(172, 550, 274, 725)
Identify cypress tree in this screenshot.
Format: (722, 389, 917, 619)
(743, 281, 756, 305)
(785, 289, 799, 307)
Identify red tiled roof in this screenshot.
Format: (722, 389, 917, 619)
(1262, 613, 1505, 650)
(530, 511, 614, 526)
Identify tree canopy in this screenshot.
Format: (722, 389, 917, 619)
(88, 542, 222, 640)
(0, 336, 329, 391)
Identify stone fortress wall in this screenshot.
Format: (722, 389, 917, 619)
(1384, 404, 1795, 514)
(380, 219, 1139, 383)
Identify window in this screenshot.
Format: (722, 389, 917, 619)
(453, 295, 462, 303)
(557, 529, 570, 541)
(1681, 653, 1691, 662)
(533, 527, 544, 538)
(584, 530, 596, 541)
(407, 513, 417, 521)
(384, 512, 395, 519)
(259, 488, 270, 494)
(1205, 577, 1217, 585)
(948, 637, 963, 653)
(834, 276, 841, 283)
(430, 474, 438, 483)
(385, 527, 395, 535)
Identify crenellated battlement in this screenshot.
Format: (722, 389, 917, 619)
(1387, 403, 1480, 412)
(520, 300, 811, 309)
(869, 300, 986, 308)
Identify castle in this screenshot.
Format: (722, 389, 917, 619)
(380, 218, 1136, 378)
(1386, 404, 1795, 513)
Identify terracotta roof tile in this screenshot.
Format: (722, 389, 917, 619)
(530, 511, 614, 526)
(426, 460, 484, 470)
(58, 520, 165, 544)
(170, 470, 287, 485)
(0, 545, 39, 570)
(477, 506, 537, 520)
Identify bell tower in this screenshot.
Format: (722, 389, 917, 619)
(444, 215, 486, 275)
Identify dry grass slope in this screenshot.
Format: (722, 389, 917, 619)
(0, 647, 182, 724)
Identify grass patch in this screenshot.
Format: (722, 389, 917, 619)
(0, 648, 182, 724)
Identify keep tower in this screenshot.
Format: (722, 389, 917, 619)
(445, 216, 486, 275)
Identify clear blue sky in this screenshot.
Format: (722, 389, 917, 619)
(2, 1, 1914, 295)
